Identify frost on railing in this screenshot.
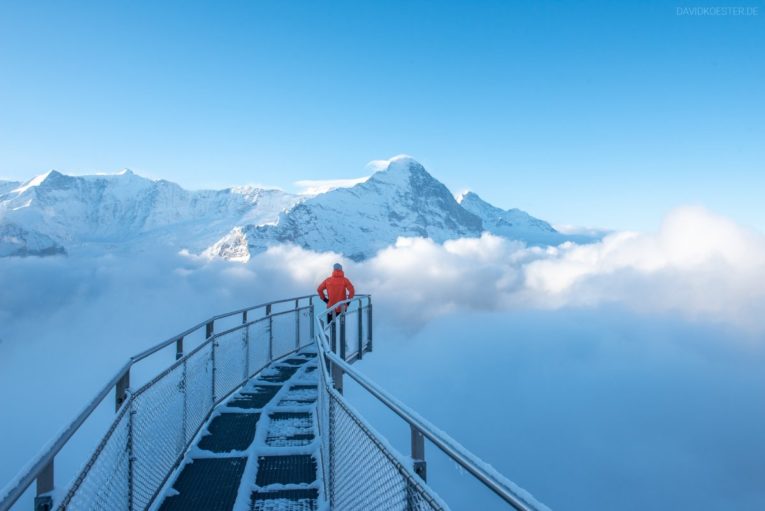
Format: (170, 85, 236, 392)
(315, 297, 446, 510)
(51, 299, 315, 511)
(316, 297, 548, 511)
(4, 293, 548, 511)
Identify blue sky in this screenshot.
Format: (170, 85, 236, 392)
(0, 0, 762, 231)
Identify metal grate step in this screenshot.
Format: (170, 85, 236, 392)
(278, 385, 318, 406)
(250, 488, 318, 511)
(282, 358, 309, 366)
(198, 413, 260, 452)
(266, 412, 314, 447)
(228, 386, 281, 409)
(159, 457, 247, 511)
(259, 365, 300, 383)
(255, 455, 317, 486)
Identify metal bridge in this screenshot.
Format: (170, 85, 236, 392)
(0, 295, 548, 511)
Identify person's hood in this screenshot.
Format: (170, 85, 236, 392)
(332, 269, 344, 278)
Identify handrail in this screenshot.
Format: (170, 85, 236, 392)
(131, 294, 316, 363)
(314, 299, 547, 511)
(0, 294, 316, 511)
(0, 360, 132, 511)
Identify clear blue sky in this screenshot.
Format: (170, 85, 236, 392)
(0, 0, 762, 231)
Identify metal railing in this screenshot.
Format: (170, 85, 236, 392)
(316, 298, 549, 511)
(0, 295, 320, 511)
(3, 292, 549, 511)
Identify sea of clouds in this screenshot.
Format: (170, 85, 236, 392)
(1, 205, 764, 509)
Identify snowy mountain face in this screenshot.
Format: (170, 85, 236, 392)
(0, 223, 65, 257)
(0, 180, 21, 195)
(205, 156, 578, 262)
(0, 157, 595, 260)
(206, 157, 484, 261)
(0, 170, 301, 255)
(457, 191, 566, 245)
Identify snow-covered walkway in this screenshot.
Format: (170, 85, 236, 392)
(154, 349, 322, 511)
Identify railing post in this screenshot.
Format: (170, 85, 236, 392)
(243, 329, 250, 381)
(33, 460, 53, 511)
(339, 315, 346, 361)
(309, 297, 315, 340)
(175, 337, 184, 360)
(266, 304, 273, 361)
(295, 299, 300, 350)
(357, 304, 363, 360)
(181, 359, 188, 445)
(211, 336, 217, 403)
(331, 361, 344, 394)
(367, 297, 373, 352)
(328, 395, 336, 509)
(127, 397, 136, 511)
(115, 368, 130, 412)
(243, 310, 248, 324)
(330, 313, 337, 353)
(206, 320, 214, 339)
(411, 426, 427, 481)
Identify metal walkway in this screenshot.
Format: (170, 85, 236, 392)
(158, 350, 320, 511)
(1, 294, 549, 511)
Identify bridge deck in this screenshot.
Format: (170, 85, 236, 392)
(156, 349, 322, 511)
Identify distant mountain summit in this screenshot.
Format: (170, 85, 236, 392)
(0, 157, 597, 259)
(208, 156, 484, 261)
(457, 191, 565, 245)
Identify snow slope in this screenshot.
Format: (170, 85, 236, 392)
(0, 170, 301, 254)
(0, 180, 21, 196)
(456, 191, 598, 246)
(0, 223, 65, 257)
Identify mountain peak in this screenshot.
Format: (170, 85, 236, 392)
(456, 190, 480, 204)
(13, 170, 65, 193)
(366, 155, 437, 189)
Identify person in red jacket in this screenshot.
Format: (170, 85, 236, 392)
(317, 263, 355, 320)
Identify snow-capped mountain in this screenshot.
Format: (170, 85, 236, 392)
(206, 157, 483, 261)
(457, 191, 573, 246)
(0, 156, 596, 260)
(205, 156, 583, 261)
(0, 170, 301, 254)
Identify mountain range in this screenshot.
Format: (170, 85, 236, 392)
(0, 156, 597, 260)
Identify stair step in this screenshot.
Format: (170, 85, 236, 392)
(159, 457, 247, 511)
(266, 412, 314, 447)
(259, 366, 300, 383)
(282, 358, 309, 366)
(255, 455, 317, 486)
(251, 488, 318, 511)
(228, 386, 281, 409)
(198, 413, 260, 452)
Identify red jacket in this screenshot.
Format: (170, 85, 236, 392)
(317, 269, 355, 313)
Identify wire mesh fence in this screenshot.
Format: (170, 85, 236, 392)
(58, 406, 131, 511)
(214, 328, 248, 401)
(54, 300, 315, 511)
(131, 365, 186, 510)
(272, 311, 298, 360)
(327, 393, 445, 511)
(314, 298, 444, 511)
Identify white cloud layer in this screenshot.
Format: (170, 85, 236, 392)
(2, 206, 764, 338)
(306, 205, 763, 331)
